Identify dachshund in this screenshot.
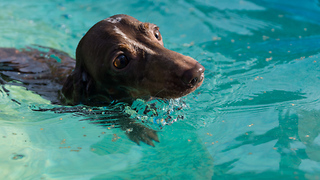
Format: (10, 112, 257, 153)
(0, 14, 205, 146)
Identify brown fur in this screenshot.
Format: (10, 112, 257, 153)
(62, 14, 204, 105)
(0, 14, 205, 146)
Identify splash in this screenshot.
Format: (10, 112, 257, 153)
(124, 98, 187, 130)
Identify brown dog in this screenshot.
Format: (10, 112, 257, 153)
(0, 14, 204, 146)
(62, 14, 204, 105)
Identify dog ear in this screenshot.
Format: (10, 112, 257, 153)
(61, 66, 93, 105)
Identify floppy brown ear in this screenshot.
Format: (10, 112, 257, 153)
(61, 67, 93, 105)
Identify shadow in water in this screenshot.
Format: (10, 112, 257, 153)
(213, 108, 320, 178)
(30, 98, 186, 147)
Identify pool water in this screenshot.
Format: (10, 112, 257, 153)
(1, 0, 320, 179)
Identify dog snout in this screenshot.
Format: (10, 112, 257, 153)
(181, 62, 205, 88)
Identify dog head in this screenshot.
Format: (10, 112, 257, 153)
(62, 14, 204, 105)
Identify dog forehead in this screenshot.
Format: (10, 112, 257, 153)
(94, 15, 161, 55)
(105, 16, 122, 24)
(103, 15, 158, 34)
(104, 14, 140, 25)
(112, 25, 157, 55)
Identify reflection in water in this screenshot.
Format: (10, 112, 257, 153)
(30, 98, 187, 146)
(212, 108, 320, 178)
(298, 110, 320, 162)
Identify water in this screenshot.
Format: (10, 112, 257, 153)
(1, 0, 320, 179)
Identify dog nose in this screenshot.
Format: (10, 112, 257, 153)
(181, 62, 205, 87)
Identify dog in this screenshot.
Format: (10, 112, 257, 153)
(0, 14, 205, 146)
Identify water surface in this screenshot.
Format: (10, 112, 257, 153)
(1, 0, 320, 179)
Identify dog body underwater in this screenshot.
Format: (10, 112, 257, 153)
(0, 14, 205, 146)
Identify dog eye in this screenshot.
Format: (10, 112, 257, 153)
(113, 55, 129, 69)
(154, 29, 161, 40)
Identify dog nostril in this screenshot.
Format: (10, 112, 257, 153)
(190, 77, 198, 86)
(181, 63, 205, 88)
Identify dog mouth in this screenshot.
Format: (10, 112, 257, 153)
(127, 72, 204, 100)
(150, 72, 205, 99)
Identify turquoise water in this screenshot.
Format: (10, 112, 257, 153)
(1, 0, 320, 179)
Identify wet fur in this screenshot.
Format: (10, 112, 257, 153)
(0, 14, 204, 146)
